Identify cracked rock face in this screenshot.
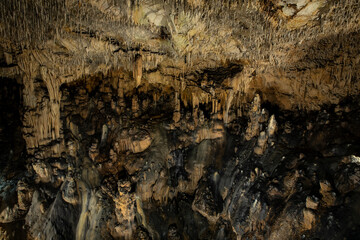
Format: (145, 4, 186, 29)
(0, 0, 360, 239)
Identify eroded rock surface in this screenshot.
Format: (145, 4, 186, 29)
(0, 0, 360, 239)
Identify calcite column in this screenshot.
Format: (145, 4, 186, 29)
(114, 180, 136, 239)
(132, 95, 140, 117)
(20, 60, 62, 157)
(223, 90, 234, 124)
(117, 85, 126, 114)
(245, 94, 262, 141)
(173, 91, 181, 123)
(192, 93, 199, 126)
(133, 54, 142, 88)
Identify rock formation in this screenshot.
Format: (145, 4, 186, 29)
(0, 0, 360, 239)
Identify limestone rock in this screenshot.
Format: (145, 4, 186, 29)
(254, 114, 277, 155)
(0, 0, 360, 239)
(303, 208, 316, 230)
(306, 196, 319, 210)
(17, 180, 34, 211)
(350, 155, 360, 164)
(0, 227, 10, 240)
(173, 91, 181, 124)
(114, 129, 152, 154)
(195, 123, 224, 143)
(319, 180, 338, 207)
(267, 115, 277, 137)
(0, 205, 21, 223)
(113, 180, 137, 240)
(167, 224, 181, 240)
(32, 162, 52, 183)
(88, 141, 99, 161)
(61, 178, 79, 205)
(245, 94, 266, 141)
(335, 163, 360, 194)
(135, 226, 151, 240)
(192, 180, 222, 223)
(254, 131, 268, 155)
(134, 55, 143, 88)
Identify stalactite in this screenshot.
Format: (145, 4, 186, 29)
(223, 90, 234, 124)
(173, 91, 181, 123)
(1, 1, 360, 238)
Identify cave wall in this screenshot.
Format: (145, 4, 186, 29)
(0, 0, 360, 239)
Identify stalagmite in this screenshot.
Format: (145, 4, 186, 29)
(132, 95, 139, 117)
(192, 93, 199, 126)
(1, 0, 360, 239)
(101, 125, 108, 146)
(267, 115, 277, 137)
(245, 94, 262, 141)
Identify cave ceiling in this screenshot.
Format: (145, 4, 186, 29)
(0, 0, 359, 110)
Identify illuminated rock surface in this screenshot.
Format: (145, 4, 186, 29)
(0, 0, 360, 239)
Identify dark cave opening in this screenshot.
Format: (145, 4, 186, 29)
(0, 78, 26, 178)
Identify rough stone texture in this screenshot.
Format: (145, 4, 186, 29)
(61, 177, 78, 205)
(0, 0, 360, 239)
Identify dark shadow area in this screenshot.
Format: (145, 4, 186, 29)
(0, 77, 27, 239)
(0, 77, 26, 178)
